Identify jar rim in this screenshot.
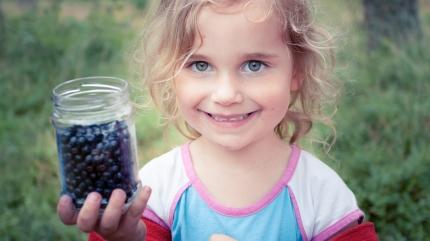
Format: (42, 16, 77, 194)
(51, 76, 131, 125)
(52, 76, 128, 99)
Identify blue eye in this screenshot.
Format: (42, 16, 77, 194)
(191, 61, 211, 72)
(243, 60, 265, 72)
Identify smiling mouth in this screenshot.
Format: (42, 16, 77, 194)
(203, 111, 257, 122)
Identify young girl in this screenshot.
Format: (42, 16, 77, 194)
(57, 0, 378, 240)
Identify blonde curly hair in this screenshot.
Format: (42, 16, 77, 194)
(135, 0, 339, 145)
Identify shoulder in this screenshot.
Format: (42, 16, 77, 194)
(292, 150, 348, 188)
(139, 145, 185, 180)
(139, 145, 190, 228)
(288, 148, 364, 240)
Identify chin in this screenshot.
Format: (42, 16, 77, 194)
(209, 136, 254, 152)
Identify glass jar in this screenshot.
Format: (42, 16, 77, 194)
(51, 76, 139, 210)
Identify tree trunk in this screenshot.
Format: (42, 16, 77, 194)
(17, 0, 37, 10)
(363, 0, 422, 50)
(0, 0, 5, 56)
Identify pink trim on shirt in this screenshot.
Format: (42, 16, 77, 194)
(288, 188, 309, 241)
(180, 143, 301, 217)
(312, 209, 364, 241)
(143, 208, 169, 229)
(281, 145, 300, 185)
(167, 181, 192, 227)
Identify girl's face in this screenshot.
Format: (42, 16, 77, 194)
(174, 3, 299, 151)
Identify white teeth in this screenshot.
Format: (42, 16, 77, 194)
(211, 114, 249, 122)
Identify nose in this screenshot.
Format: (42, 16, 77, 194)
(211, 73, 243, 106)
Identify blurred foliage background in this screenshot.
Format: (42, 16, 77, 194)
(0, 0, 429, 240)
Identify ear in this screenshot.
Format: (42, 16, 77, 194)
(290, 70, 303, 92)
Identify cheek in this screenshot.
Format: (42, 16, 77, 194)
(252, 80, 291, 107)
(174, 78, 204, 115)
(252, 84, 291, 120)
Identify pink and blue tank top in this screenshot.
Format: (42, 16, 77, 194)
(140, 144, 363, 241)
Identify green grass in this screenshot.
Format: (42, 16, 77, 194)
(0, 0, 429, 240)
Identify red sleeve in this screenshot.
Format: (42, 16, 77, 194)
(144, 218, 172, 241)
(88, 217, 171, 241)
(331, 222, 378, 241)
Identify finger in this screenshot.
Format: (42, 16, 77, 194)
(77, 192, 102, 233)
(129, 186, 151, 218)
(99, 189, 127, 235)
(57, 195, 78, 225)
(122, 186, 152, 226)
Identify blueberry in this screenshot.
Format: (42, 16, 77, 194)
(118, 121, 127, 130)
(115, 173, 123, 180)
(61, 144, 71, 153)
(96, 142, 103, 150)
(94, 134, 104, 142)
(77, 136, 86, 145)
(72, 168, 80, 175)
(60, 131, 71, 143)
(103, 189, 112, 198)
(95, 187, 103, 194)
(93, 127, 101, 136)
(108, 140, 118, 149)
(74, 155, 82, 162)
(106, 179, 115, 188)
(84, 155, 93, 163)
(85, 134, 95, 142)
(110, 165, 119, 172)
(78, 126, 86, 133)
(86, 165, 94, 172)
(70, 147, 79, 154)
(64, 163, 73, 172)
(91, 148, 100, 155)
(69, 136, 77, 145)
(107, 158, 114, 165)
(76, 162, 85, 171)
(114, 149, 121, 157)
(97, 164, 106, 172)
(63, 152, 72, 160)
(81, 171, 88, 178)
(99, 153, 105, 160)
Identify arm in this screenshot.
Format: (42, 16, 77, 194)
(331, 222, 378, 241)
(89, 218, 172, 241)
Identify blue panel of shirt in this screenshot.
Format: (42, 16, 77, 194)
(172, 186, 303, 241)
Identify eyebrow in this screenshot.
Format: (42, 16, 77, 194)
(243, 53, 280, 60)
(188, 54, 210, 61)
(188, 52, 279, 61)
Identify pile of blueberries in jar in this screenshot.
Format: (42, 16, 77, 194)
(56, 120, 138, 209)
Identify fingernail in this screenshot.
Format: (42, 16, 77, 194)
(143, 186, 151, 197)
(60, 195, 70, 202)
(59, 195, 72, 206)
(87, 192, 100, 203)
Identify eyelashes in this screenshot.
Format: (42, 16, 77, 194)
(187, 60, 268, 73)
(242, 60, 266, 72)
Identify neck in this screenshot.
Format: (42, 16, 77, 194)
(190, 133, 291, 173)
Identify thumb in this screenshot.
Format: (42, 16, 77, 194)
(124, 186, 152, 224)
(209, 234, 237, 241)
(57, 195, 78, 225)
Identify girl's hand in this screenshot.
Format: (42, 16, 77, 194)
(57, 186, 151, 241)
(209, 234, 238, 241)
